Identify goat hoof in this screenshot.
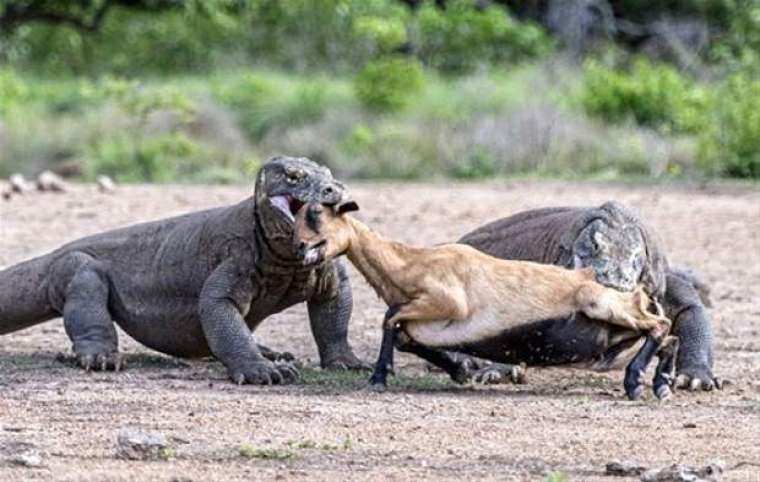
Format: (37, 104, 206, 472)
(367, 382, 388, 393)
(655, 384, 672, 400)
(625, 382, 645, 401)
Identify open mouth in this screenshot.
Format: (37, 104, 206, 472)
(270, 195, 305, 222)
(301, 240, 326, 265)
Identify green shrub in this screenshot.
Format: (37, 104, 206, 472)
(213, 73, 337, 141)
(102, 78, 196, 123)
(580, 58, 709, 133)
(335, 122, 438, 178)
(711, 0, 760, 74)
(354, 56, 425, 112)
(25, 78, 105, 114)
(4, 7, 245, 75)
(247, 0, 410, 71)
(0, 68, 27, 115)
(415, 0, 551, 73)
(448, 147, 499, 179)
(86, 132, 206, 182)
(698, 72, 760, 178)
(353, 15, 408, 53)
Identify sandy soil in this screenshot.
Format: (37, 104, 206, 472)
(0, 180, 759, 482)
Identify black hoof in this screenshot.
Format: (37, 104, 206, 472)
(367, 380, 388, 393)
(654, 384, 672, 400)
(624, 367, 644, 401)
(626, 383, 645, 401)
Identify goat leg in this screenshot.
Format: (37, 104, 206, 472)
(624, 334, 662, 400)
(369, 305, 401, 389)
(394, 332, 476, 384)
(652, 336, 679, 400)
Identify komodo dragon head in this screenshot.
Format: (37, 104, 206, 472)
(561, 201, 667, 297)
(254, 156, 349, 244)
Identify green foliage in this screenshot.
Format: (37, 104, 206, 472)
(239, 445, 295, 460)
(82, 78, 240, 183)
(580, 58, 709, 133)
(247, 0, 410, 71)
(335, 122, 438, 178)
(213, 72, 341, 141)
(581, 56, 760, 178)
(353, 15, 408, 53)
(2, 6, 244, 75)
(102, 78, 195, 122)
(355, 56, 425, 112)
(697, 72, 760, 178)
(1, 0, 552, 77)
(415, 0, 552, 73)
(450, 147, 498, 179)
(0, 67, 27, 115)
(545, 471, 570, 482)
(711, 0, 760, 73)
(86, 132, 207, 182)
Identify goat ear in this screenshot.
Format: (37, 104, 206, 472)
(335, 200, 359, 215)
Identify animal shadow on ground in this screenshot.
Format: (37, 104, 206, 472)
(0, 351, 663, 402)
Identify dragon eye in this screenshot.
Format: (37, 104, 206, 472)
(286, 171, 303, 184)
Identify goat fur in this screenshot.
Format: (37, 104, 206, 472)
(294, 203, 671, 350)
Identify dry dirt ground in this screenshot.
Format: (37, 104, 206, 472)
(0, 180, 759, 482)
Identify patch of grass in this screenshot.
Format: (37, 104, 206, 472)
(321, 435, 354, 451)
(0, 352, 59, 370)
(545, 472, 570, 482)
(286, 439, 318, 449)
(158, 447, 176, 461)
(123, 354, 192, 369)
(287, 435, 354, 452)
(238, 444, 295, 461)
(298, 367, 456, 392)
(298, 367, 371, 389)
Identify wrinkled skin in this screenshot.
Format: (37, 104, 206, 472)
(455, 201, 719, 392)
(0, 156, 368, 384)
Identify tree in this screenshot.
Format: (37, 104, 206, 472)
(0, 0, 210, 34)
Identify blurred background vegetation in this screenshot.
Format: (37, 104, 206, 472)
(0, 0, 758, 182)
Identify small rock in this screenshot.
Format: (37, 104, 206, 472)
(117, 428, 170, 460)
(96, 175, 116, 193)
(36, 170, 67, 193)
(607, 461, 647, 476)
(9, 173, 32, 193)
(640, 462, 723, 482)
(11, 452, 43, 468)
(683, 422, 697, 429)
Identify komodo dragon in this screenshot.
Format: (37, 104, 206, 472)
(455, 202, 719, 392)
(0, 156, 368, 384)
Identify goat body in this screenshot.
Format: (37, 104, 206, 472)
(296, 206, 669, 352)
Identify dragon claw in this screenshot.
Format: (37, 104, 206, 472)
(470, 363, 526, 385)
(674, 366, 722, 393)
(75, 350, 122, 372)
(322, 351, 372, 371)
(228, 359, 299, 385)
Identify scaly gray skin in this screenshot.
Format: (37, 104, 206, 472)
(456, 201, 720, 392)
(0, 156, 368, 384)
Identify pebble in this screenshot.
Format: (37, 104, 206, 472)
(96, 175, 116, 193)
(11, 452, 43, 468)
(117, 428, 170, 460)
(36, 170, 67, 192)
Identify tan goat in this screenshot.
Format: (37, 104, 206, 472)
(294, 201, 673, 399)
